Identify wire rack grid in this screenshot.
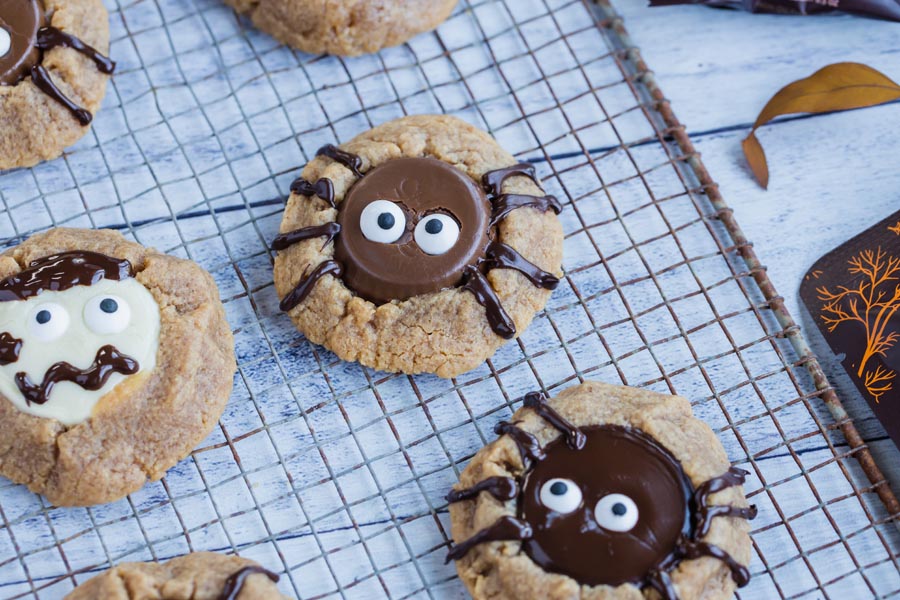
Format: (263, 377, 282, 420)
(0, 0, 898, 598)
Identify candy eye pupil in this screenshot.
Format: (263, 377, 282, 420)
(550, 481, 567, 495)
(424, 218, 443, 234)
(612, 502, 627, 516)
(36, 310, 51, 324)
(377, 213, 395, 230)
(100, 298, 118, 313)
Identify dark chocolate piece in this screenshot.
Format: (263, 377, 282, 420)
(482, 163, 539, 197)
(446, 476, 518, 503)
(290, 177, 336, 208)
(0, 332, 22, 365)
(279, 260, 342, 312)
(490, 193, 562, 227)
(693, 466, 757, 538)
(317, 144, 363, 178)
(36, 26, 115, 74)
(445, 516, 532, 563)
(462, 266, 516, 339)
(0, 251, 133, 302)
(272, 223, 340, 252)
(0, 0, 45, 85)
(493, 421, 545, 463)
(30, 64, 92, 125)
(219, 565, 280, 600)
(335, 157, 491, 304)
(483, 241, 559, 290)
(15, 344, 139, 405)
(522, 391, 584, 449)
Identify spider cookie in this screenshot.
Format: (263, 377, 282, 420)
(0, 0, 115, 169)
(65, 552, 286, 599)
(447, 381, 757, 600)
(273, 114, 564, 377)
(224, 0, 457, 56)
(0, 228, 235, 506)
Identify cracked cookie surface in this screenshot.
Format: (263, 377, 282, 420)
(447, 381, 755, 600)
(64, 552, 287, 599)
(0, 228, 235, 506)
(273, 114, 564, 378)
(223, 0, 457, 56)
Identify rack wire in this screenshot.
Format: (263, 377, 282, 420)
(0, 0, 897, 598)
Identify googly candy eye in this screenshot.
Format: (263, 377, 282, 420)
(360, 200, 406, 244)
(539, 478, 583, 514)
(594, 493, 639, 532)
(28, 303, 70, 342)
(84, 295, 131, 335)
(0, 28, 11, 58)
(414, 214, 460, 255)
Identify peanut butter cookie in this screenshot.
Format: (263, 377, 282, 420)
(0, 228, 235, 506)
(273, 114, 564, 378)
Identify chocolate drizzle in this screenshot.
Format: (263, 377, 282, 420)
(272, 223, 341, 252)
(36, 26, 116, 74)
(446, 476, 518, 503)
(481, 163, 540, 197)
(279, 260, 343, 312)
(494, 420, 545, 462)
(290, 177, 336, 208)
(219, 565, 280, 600)
(0, 251, 133, 302)
(445, 516, 532, 563)
(462, 266, 516, 339)
(317, 144, 363, 178)
(483, 242, 559, 290)
(447, 393, 756, 594)
(0, 332, 22, 365)
(490, 193, 562, 226)
(30, 64, 92, 125)
(15, 344, 139, 405)
(522, 391, 584, 449)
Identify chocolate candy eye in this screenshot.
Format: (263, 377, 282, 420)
(414, 214, 460, 255)
(0, 28, 10, 58)
(360, 200, 406, 244)
(539, 478, 582, 514)
(84, 295, 131, 334)
(594, 493, 639, 532)
(29, 303, 70, 342)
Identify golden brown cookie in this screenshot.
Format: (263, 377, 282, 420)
(0, 228, 235, 506)
(0, 0, 115, 170)
(223, 0, 458, 56)
(447, 381, 757, 600)
(273, 114, 564, 378)
(65, 552, 286, 599)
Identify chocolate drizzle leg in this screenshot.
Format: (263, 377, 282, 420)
(290, 177, 336, 208)
(272, 223, 341, 252)
(279, 260, 343, 312)
(462, 266, 516, 339)
(317, 144, 363, 178)
(445, 516, 532, 563)
(647, 569, 678, 600)
(446, 476, 518, 503)
(490, 193, 562, 226)
(36, 27, 116, 73)
(494, 421, 545, 462)
(694, 466, 758, 537)
(682, 540, 751, 587)
(30, 65, 92, 125)
(522, 391, 585, 449)
(483, 242, 559, 290)
(482, 163, 539, 197)
(0, 332, 22, 365)
(15, 344, 139, 405)
(219, 565, 279, 600)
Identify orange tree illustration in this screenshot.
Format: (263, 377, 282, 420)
(817, 247, 900, 402)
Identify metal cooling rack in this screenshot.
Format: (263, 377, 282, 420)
(0, 0, 898, 598)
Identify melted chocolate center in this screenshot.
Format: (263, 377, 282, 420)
(334, 157, 491, 304)
(0, 0, 45, 85)
(519, 425, 693, 587)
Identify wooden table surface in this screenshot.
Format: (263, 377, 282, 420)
(617, 3, 900, 495)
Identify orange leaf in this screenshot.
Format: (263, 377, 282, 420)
(742, 62, 900, 188)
